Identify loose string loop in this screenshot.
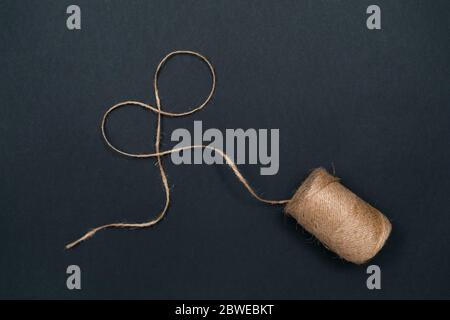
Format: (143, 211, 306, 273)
(66, 50, 289, 249)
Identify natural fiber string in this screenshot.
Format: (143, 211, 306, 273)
(66, 50, 289, 249)
(284, 168, 391, 264)
(65, 50, 391, 264)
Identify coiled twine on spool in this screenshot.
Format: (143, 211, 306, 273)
(285, 168, 391, 264)
(66, 50, 392, 264)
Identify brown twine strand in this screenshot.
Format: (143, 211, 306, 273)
(285, 168, 391, 264)
(66, 50, 289, 250)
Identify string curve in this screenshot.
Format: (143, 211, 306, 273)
(66, 50, 290, 250)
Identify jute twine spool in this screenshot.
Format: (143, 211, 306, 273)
(285, 168, 391, 264)
(66, 50, 392, 264)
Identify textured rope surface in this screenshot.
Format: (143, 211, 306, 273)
(66, 50, 289, 249)
(284, 168, 392, 264)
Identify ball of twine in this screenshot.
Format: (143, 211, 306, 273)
(285, 168, 391, 264)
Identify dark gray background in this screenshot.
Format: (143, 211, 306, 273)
(1, 0, 449, 299)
